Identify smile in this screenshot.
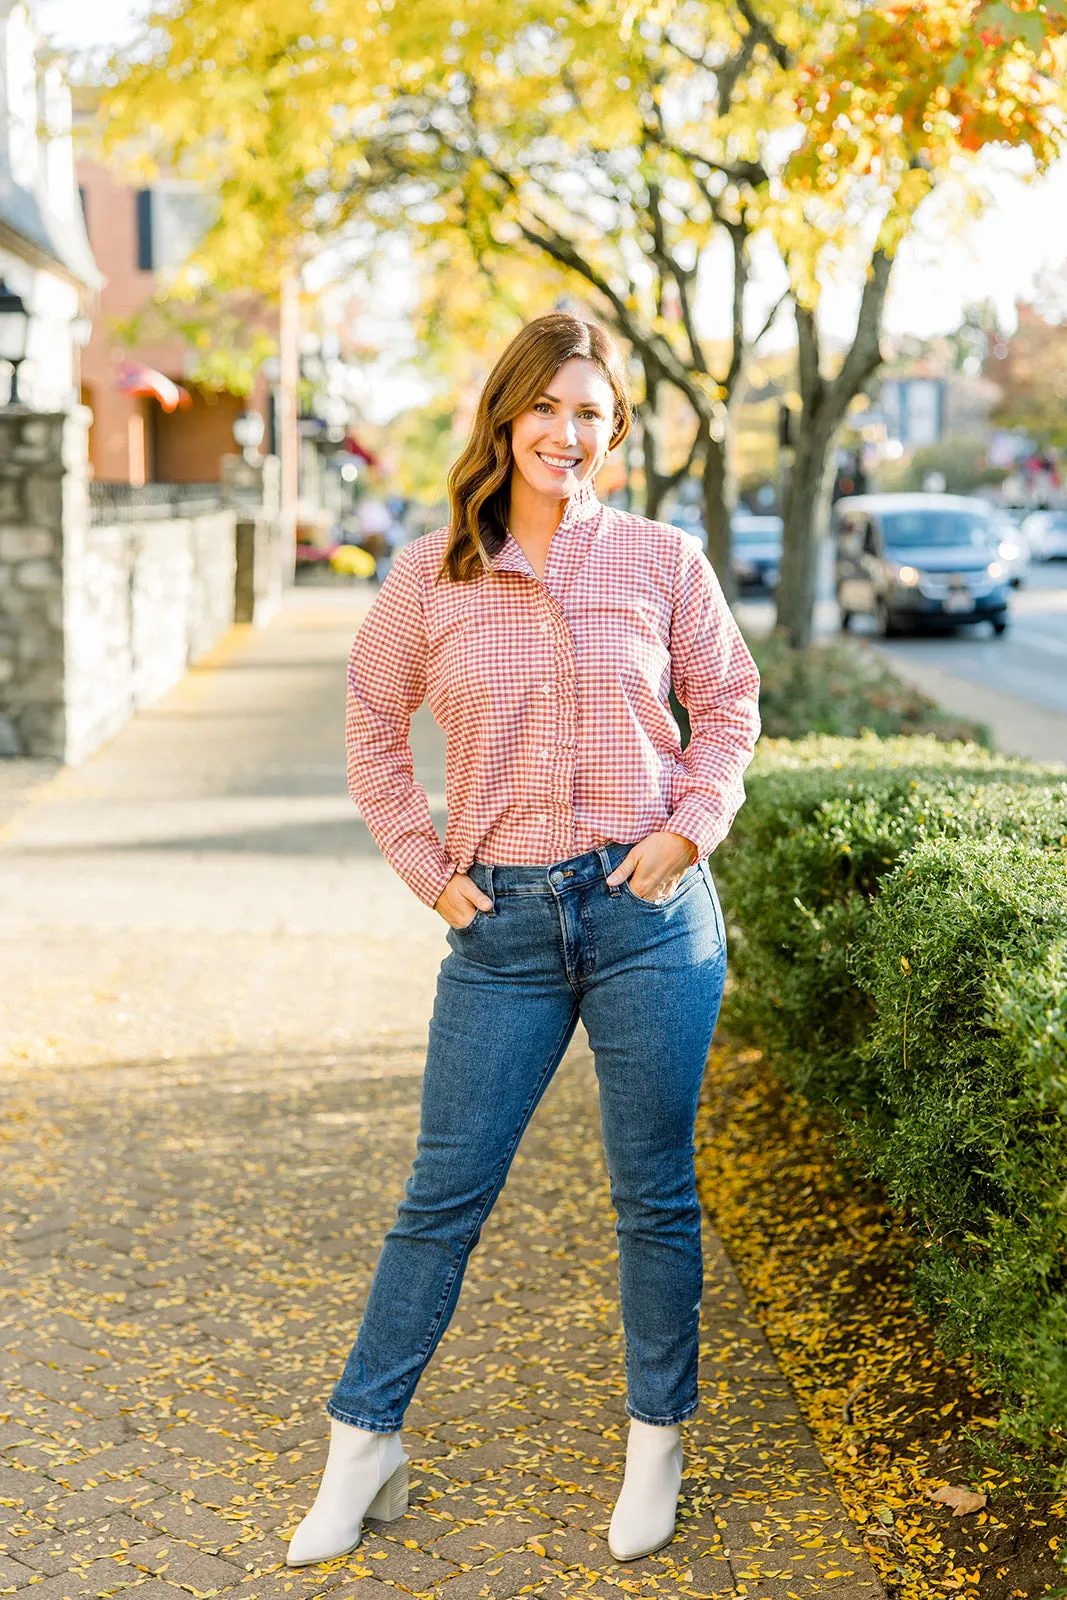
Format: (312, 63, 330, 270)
(536, 452, 582, 470)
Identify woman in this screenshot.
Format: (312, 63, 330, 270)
(287, 312, 760, 1569)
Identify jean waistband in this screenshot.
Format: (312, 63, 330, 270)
(469, 840, 633, 896)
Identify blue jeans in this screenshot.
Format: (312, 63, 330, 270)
(327, 840, 727, 1431)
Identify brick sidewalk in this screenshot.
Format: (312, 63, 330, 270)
(1, 590, 883, 1600)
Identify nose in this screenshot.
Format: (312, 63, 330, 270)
(551, 416, 579, 448)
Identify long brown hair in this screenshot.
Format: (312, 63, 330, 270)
(439, 312, 632, 584)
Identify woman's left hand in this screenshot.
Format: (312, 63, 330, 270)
(605, 830, 699, 903)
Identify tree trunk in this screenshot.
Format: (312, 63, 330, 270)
(644, 469, 669, 522)
(702, 425, 736, 603)
(640, 376, 670, 521)
(775, 251, 893, 648)
(774, 420, 836, 649)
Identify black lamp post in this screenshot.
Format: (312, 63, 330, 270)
(0, 279, 30, 406)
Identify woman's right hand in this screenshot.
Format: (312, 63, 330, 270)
(434, 872, 494, 929)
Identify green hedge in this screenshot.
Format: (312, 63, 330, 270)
(717, 735, 1067, 1456)
(748, 632, 989, 744)
(862, 840, 1067, 1451)
(718, 735, 1067, 1107)
(672, 634, 988, 750)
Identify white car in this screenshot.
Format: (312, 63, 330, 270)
(731, 513, 783, 591)
(987, 511, 1031, 587)
(1022, 509, 1067, 560)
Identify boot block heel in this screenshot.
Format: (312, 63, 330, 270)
(367, 1459, 409, 1521)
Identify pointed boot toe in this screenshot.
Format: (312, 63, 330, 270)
(286, 1511, 362, 1568)
(285, 1420, 408, 1568)
(608, 1420, 683, 1564)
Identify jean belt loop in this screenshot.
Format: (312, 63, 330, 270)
(597, 844, 621, 896)
(484, 863, 495, 912)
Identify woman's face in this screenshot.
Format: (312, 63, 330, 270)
(510, 358, 616, 502)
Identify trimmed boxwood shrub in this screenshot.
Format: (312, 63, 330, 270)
(749, 632, 989, 744)
(717, 735, 1067, 1110)
(716, 735, 1067, 1455)
(857, 839, 1067, 1451)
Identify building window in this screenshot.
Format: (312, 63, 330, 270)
(134, 183, 214, 275)
(136, 189, 154, 271)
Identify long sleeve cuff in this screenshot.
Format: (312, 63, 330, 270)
(666, 794, 733, 861)
(393, 842, 458, 908)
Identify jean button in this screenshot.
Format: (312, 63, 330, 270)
(550, 870, 563, 885)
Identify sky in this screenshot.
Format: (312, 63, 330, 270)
(33, 0, 1067, 353)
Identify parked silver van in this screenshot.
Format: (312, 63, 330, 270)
(833, 493, 1009, 637)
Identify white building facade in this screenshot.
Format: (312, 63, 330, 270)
(0, 0, 99, 409)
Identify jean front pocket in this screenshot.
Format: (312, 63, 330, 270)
(621, 862, 700, 910)
(452, 908, 486, 934)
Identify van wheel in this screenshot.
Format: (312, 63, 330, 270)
(992, 618, 1009, 636)
(875, 599, 901, 639)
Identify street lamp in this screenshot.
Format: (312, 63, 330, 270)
(321, 393, 349, 445)
(0, 279, 31, 406)
(232, 408, 265, 462)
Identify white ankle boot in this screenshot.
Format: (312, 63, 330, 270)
(286, 1418, 409, 1567)
(608, 1418, 683, 1561)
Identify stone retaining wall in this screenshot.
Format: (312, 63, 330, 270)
(0, 409, 281, 763)
(62, 509, 238, 765)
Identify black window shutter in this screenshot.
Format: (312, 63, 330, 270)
(136, 189, 154, 270)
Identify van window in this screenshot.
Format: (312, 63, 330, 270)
(880, 509, 991, 550)
(837, 512, 867, 560)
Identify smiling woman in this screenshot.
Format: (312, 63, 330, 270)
(440, 312, 632, 585)
(286, 310, 760, 1577)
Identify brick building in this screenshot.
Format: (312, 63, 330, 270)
(75, 120, 277, 486)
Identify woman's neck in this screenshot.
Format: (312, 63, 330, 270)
(507, 472, 568, 545)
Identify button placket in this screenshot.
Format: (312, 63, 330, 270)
(524, 572, 581, 857)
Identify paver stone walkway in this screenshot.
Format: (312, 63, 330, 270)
(0, 588, 883, 1600)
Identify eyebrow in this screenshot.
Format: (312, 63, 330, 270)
(538, 392, 607, 409)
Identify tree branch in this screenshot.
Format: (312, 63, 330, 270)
(735, 0, 793, 70)
(827, 247, 893, 412)
(752, 288, 790, 351)
(662, 135, 767, 193)
(715, 26, 758, 111)
(723, 223, 749, 398)
(795, 299, 824, 415)
(665, 421, 707, 489)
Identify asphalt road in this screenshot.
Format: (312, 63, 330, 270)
(735, 560, 1067, 764)
(869, 562, 1067, 719)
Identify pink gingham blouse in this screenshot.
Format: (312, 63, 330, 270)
(345, 486, 761, 906)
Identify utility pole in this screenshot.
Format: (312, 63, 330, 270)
(278, 270, 301, 579)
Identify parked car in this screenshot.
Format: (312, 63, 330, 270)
(668, 503, 706, 552)
(1021, 509, 1067, 560)
(833, 493, 1010, 636)
(987, 509, 1031, 587)
(731, 512, 783, 591)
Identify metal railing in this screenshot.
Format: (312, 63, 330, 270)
(89, 481, 225, 524)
